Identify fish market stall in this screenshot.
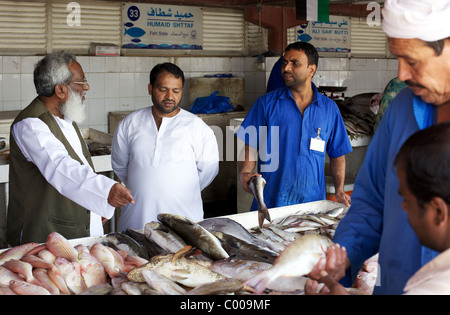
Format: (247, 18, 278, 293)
(0, 200, 378, 296)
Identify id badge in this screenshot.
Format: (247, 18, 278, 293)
(310, 128, 325, 153)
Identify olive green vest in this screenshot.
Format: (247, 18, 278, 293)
(6, 97, 94, 246)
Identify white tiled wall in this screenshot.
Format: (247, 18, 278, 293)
(265, 56, 399, 97)
(0, 55, 398, 133)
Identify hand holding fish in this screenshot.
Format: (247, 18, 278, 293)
(308, 244, 349, 283)
(304, 271, 349, 295)
(247, 175, 271, 228)
(107, 183, 135, 208)
(238, 172, 261, 194)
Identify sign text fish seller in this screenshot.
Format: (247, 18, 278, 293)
(122, 3, 203, 50)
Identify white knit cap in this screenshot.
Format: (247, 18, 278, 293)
(382, 0, 450, 42)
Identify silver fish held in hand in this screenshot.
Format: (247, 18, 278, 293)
(245, 234, 333, 294)
(248, 176, 271, 228)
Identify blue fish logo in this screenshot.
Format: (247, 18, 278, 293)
(124, 22, 134, 28)
(124, 27, 146, 38)
(298, 34, 312, 42)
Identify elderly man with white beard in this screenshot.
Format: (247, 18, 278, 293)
(6, 51, 134, 246)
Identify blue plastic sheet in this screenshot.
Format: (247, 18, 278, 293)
(189, 91, 234, 114)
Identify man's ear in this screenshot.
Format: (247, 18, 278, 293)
(54, 83, 68, 100)
(309, 64, 317, 78)
(429, 197, 449, 227)
(148, 83, 153, 96)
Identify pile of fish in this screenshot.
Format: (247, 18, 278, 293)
(0, 207, 373, 295)
(338, 93, 378, 139)
(0, 231, 152, 295)
(250, 207, 345, 253)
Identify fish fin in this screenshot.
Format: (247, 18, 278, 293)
(171, 269, 190, 280)
(244, 270, 272, 294)
(172, 246, 192, 264)
(258, 207, 271, 228)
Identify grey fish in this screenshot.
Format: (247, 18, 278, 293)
(125, 228, 169, 258)
(105, 232, 149, 260)
(157, 214, 229, 261)
(144, 221, 187, 254)
(78, 283, 113, 295)
(209, 257, 273, 282)
(248, 176, 271, 227)
(209, 258, 306, 293)
(142, 269, 186, 295)
(186, 278, 245, 295)
(213, 232, 278, 264)
(198, 217, 280, 254)
(324, 207, 345, 217)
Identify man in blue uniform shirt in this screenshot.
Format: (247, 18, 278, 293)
(236, 42, 352, 211)
(313, 0, 450, 295)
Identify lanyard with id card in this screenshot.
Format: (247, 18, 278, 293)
(310, 128, 325, 153)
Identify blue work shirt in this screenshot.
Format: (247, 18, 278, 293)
(333, 87, 439, 295)
(236, 83, 352, 211)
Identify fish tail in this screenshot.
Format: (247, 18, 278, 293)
(258, 207, 271, 227)
(244, 270, 272, 294)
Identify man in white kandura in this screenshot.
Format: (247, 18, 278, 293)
(112, 63, 219, 231)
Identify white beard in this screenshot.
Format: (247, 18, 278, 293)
(61, 88, 86, 123)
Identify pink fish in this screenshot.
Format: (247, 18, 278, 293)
(38, 250, 56, 265)
(90, 243, 124, 278)
(24, 244, 48, 256)
(124, 255, 149, 272)
(78, 251, 107, 288)
(0, 243, 40, 265)
(0, 265, 22, 287)
(0, 285, 16, 295)
(33, 269, 60, 295)
(48, 267, 70, 295)
(46, 232, 78, 262)
(9, 280, 51, 295)
(54, 257, 86, 295)
(3, 259, 42, 286)
(21, 255, 57, 272)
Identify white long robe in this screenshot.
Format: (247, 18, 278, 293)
(12, 116, 116, 236)
(111, 107, 219, 231)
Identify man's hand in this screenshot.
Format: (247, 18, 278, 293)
(308, 244, 349, 282)
(306, 244, 349, 295)
(238, 172, 261, 194)
(107, 183, 135, 208)
(335, 190, 351, 207)
(305, 271, 349, 295)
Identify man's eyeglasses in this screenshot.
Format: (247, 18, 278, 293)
(71, 79, 89, 87)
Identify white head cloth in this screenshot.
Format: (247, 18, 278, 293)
(382, 0, 450, 42)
